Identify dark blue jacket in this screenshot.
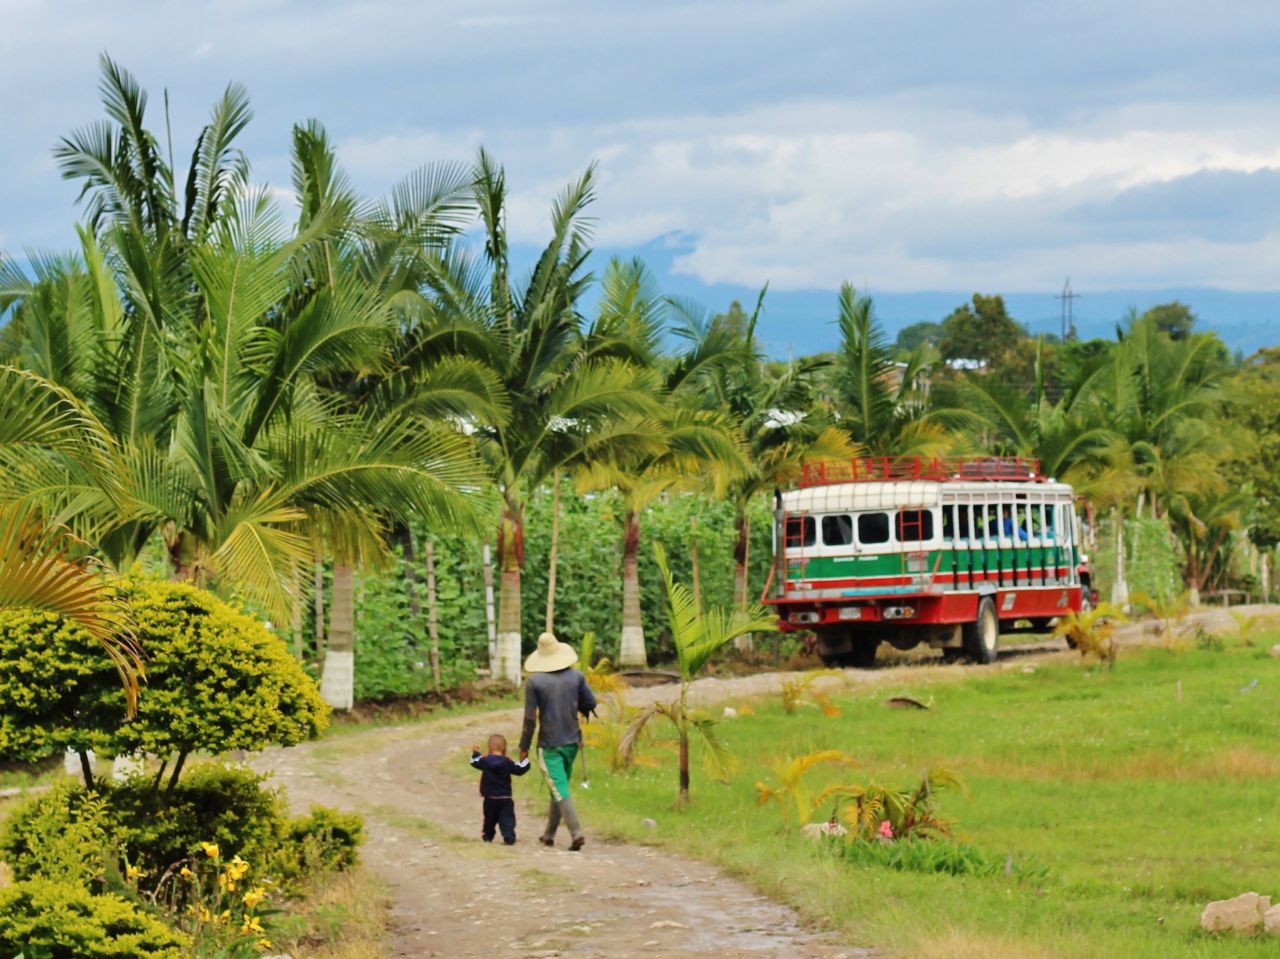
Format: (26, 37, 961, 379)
(470, 751, 530, 798)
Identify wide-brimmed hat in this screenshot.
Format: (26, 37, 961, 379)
(524, 631, 578, 673)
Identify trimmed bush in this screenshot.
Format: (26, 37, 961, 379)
(0, 577, 328, 769)
(0, 878, 190, 958)
(2, 765, 286, 882)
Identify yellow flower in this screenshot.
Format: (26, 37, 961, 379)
(242, 886, 266, 909)
(179, 865, 194, 879)
(255, 940, 272, 951)
(193, 904, 213, 922)
(217, 909, 232, 924)
(241, 915, 264, 934)
(124, 863, 144, 882)
(226, 855, 250, 880)
(200, 842, 220, 858)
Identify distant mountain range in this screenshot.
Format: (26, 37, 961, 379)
(561, 237, 1280, 358)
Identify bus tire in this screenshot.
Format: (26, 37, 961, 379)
(963, 597, 999, 664)
(848, 637, 878, 669)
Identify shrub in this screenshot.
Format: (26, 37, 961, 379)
(2, 765, 287, 883)
(278, 806, 365, 877)
(2, 766, 365, 895)
(0, 878, 190, 958)
(0, 577, 329, 776)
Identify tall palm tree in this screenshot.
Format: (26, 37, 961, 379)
(829, 283, 953, 457)
(426, 153, 661, 684)
(575, 259, 748, 666)
(673, 295, 851, 644)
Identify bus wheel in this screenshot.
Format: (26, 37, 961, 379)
(848, 637, 879, 669)
(963, 598, 999, 664)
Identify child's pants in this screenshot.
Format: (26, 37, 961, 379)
(482, 797, 516, 844)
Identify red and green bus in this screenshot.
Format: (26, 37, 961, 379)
(765, 457, 1093, 667)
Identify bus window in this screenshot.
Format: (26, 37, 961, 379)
(957, 505, 971, 539)
(784, 515, 815, 548)
(857, 512, 890, 545)
(821, 514, 854, 546)
(896, 509, 935, 542)
(941, 505, 954, 541)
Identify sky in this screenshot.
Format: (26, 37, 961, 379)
(2, 0, 1279, 352)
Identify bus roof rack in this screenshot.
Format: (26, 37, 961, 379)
(799, 456, 1043, 487)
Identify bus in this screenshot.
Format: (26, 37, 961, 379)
(764, 456, 1094, 667)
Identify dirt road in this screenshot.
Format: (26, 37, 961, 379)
(255, 605, 1278, 958)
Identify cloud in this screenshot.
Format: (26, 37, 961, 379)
(3, 0, 1280, 295)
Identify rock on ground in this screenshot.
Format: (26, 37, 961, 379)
(1200, 892, 1272, 933)
(1265, 903, 1280, 937)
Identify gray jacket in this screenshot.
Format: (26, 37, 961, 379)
(518, 668, 597, 752)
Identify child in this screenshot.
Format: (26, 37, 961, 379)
(469, 733, 530, 844)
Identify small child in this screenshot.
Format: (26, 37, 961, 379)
(469, 733, 530, 844)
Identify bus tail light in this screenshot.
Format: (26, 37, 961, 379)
(883, 606, 916, 620)
(788, 611, 820, 625)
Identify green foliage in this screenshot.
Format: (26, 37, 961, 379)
(832, 768, 965, 841)
(1054, 602, 1127, 667)
(2, 765, 287, 883)
(281, 805, 364, 875)
(0, 781, 111, 885)
(1123, 517, 1182, 602)
(0, 879, 190, 959)
(754, 749, 859, 828)
(0, 577, 328, 765)
(939, 293, 1026, 365)
(837, 836, 1046, 881)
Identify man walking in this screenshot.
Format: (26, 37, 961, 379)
(518, 632, 597, 851)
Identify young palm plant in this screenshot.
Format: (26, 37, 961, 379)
(619, 543, 777, 804)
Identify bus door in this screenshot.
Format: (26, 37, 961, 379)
(781, 512, 816, 592)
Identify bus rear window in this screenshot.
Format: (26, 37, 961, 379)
(784, 515, 815, 548)
(896, 509, 935, 542)
(821, 514, 854, 546)
(857, 512, 890, 544)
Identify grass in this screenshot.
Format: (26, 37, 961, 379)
(268, 866, 391, 959)
(575, 634, 1280, 958)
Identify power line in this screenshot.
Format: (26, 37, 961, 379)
(1055, 279, 1080, 340)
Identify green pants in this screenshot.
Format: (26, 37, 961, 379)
(537, 743, 579, 801)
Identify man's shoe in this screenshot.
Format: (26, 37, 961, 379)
(539, 836, 555, 847)
(569, 836, 585, 851)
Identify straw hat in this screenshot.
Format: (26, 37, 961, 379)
(524, 631, 578, 673)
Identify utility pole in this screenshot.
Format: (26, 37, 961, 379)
(1055, 278, 1080, 340)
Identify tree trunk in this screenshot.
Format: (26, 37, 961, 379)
(619, 509, 646, 667)
(678, 727, 690, 805)
(1110, 509, 1129, 609)
(396, 524, 422, 619)
(77, 749, 95, 791)
(290, 577, 304, 660)
(495, 500, 525, 686)
(1263, 552, 1271, 604)
(425, 539, 441, 692)
(733, 504, 753, 651)
(313, 559, 326, 658)
(320, 563, 355, 709)
(690, 515, 702, 612)
(545, 473, 561, 633)
(483, 542, 497, 670)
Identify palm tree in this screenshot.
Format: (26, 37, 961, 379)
(576, 259, 748, 666)
(426, 153, 661, 683)
(829, 283, 953, 457)
(619, 543, 776, 804)
(674, 295, 851, 640)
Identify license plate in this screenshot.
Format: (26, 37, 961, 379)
(838, 607, 862, 621)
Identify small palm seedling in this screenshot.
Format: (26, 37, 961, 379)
(1130, 589, 1192, 646)
(754, 750, 858, 830)
(832, 767, 965, 842)
(780, 670, 845, 717)
(1229, 610, 1278, 648)
(579, 630, 627, 696)
(1054, 602, 1127, 668)
(618, 543, 777, 804)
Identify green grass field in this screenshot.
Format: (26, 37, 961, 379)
(577, 638, 1280, 958)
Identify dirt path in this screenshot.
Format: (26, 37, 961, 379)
(255, 605, 1279, 958)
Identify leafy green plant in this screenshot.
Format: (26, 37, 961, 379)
(618, 543, 776, 803)
(754, 750, 859, 829)
(1054, 602, 1127, 668)
(837, 835, 1046, 881)
(828, 768, 965, 841)
(579, 630, 626, 696)
(0, 878, 190, 958)
(1228, 610, 1278, 647)
(1130, 589, 1192, 645)
(0, 578, 328, 786)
